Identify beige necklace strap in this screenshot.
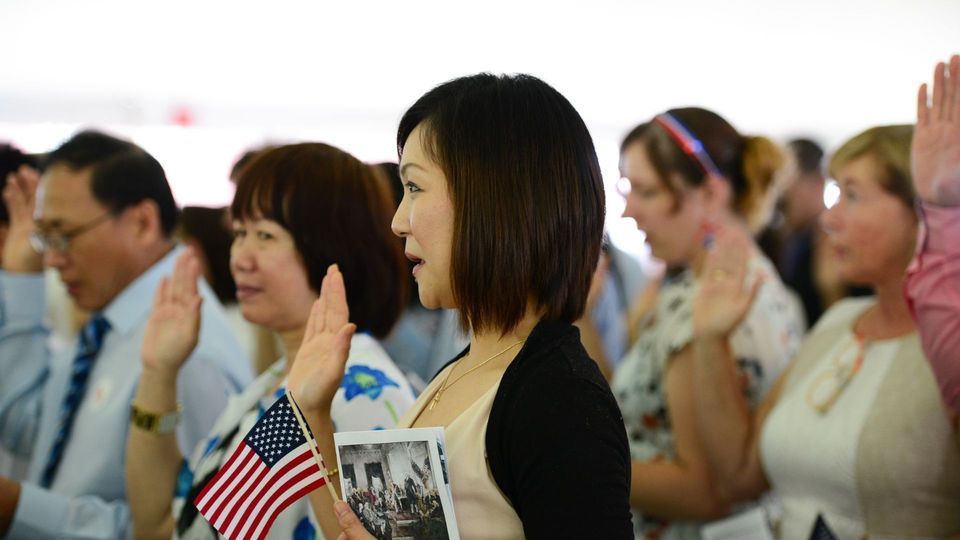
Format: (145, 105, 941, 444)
(429, 339, 525, 411)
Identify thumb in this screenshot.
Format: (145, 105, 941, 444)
(337, 324, 357, 351)
(734, 275, 765, 327)
(334, 500, 371, 539)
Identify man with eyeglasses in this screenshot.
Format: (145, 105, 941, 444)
(0, 131, 252, 539)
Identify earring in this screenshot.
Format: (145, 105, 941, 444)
(701, 220, 717, 249)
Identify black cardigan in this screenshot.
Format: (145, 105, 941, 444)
(440, 320, 633, 538)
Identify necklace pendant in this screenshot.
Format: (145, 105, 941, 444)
(429, 392, 441, 411)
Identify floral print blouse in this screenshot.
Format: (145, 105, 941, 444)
(172, 333, 416, 540)
(611, 253, 803, 539)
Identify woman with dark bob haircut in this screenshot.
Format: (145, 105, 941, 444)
(287, 73, 633, 538)
(126, 143, 416, 539)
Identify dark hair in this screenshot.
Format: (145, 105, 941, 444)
(42, 130, 178, 236)
(179, 206, 236, 305)
(231, 143, 408, 338)
(374, 162, 420, 308)
(621, 108, 784, 224)
(230, 144, 277, 183)
(397, 73, 605, 334)
(0, 143, 39, 224)
(788, 138, 825, 176)
(375, 162, 404, 208)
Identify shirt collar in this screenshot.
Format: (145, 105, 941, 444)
(101, 245, 182, 335)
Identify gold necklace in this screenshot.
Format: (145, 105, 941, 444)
(428, 340, 525, 411)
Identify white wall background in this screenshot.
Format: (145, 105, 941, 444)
(3, 0, 958, 255)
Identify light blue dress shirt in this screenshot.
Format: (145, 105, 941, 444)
(0, 246, 253, 539)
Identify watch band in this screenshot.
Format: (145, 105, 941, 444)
(130, 402, 181, 434)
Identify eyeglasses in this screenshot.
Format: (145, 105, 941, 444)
(805, 332, 869, 415)
(31, 212, 114, 253)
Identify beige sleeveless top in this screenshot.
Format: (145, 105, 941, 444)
(399, 364, 525, 539)
(761, 298, 960, 539)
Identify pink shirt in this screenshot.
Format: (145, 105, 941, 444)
(905, 202, 960, 411)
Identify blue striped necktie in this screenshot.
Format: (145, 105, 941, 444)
(40, 314, 111, 488)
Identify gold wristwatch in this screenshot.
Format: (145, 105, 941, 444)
(130, 403, 181, 434)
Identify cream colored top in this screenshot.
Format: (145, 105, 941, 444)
(761, 298, 960, 539)
(400, 364, 525, 540)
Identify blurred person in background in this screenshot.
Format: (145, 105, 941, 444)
(126, 143, 416, 539)
(178, 206, 236, 306)
(575, 234, 651, 380)
(905, 54, 960, 414)
(0, 143, 39, 266)
(610, 107, 803, 539)
(761, 138, 872, 327)
(0, 130, 250, 539)
(0, 143, 40, 481)
(692, 118, 960, 537)
(772, 138, 829, 324)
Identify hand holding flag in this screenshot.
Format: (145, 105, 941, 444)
(193, 393, 336, 540)
(193, 264, 356, 539)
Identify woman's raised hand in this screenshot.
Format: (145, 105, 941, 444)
(913, 54, 960, 206)
(288, 265, 356, 415)
(693, 226, 762, 340)
(141, 248, 203, 375)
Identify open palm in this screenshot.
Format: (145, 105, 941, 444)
(913, 54, 960, 206)
(141, 249, 203, 374)
(288, 265, 356, 416)
(692, 227, 761, 340)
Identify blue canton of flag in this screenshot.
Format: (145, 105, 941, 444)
(194, 394, 328, 540)
(247, 397, 309, 466)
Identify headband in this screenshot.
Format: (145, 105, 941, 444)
(654, 113, 721, 177)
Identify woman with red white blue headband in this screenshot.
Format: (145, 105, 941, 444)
(606, 108, 804, 538)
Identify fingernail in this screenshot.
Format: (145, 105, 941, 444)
(334, 501, 349, 517)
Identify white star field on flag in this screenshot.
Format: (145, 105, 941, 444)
(244, 399, 310, 466)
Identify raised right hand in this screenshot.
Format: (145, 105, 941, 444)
(1, 165, 43, 273)
(913, 54, 960, 206)
(141, 248, 203, 375)
(288, 265, 356, 417)
(692, 226, 762, 340)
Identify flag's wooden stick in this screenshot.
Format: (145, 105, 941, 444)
(286, 390, 340, 502)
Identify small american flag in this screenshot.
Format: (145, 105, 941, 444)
(194, 393, 328, 540)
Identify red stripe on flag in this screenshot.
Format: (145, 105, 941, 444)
(231, 448, 317, 539)
(247, 466, 326, 540)
(196, 445, 255, 514)
(210, 446, 317, 540)
(195, 442, 251, 512)
(245, 455, 322, 538)
(219, 454, 274, 538)
(206, 448, 261, 526)
(249, 474, 327, 540)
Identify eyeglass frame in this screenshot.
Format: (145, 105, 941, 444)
(30, 211, 115, 253)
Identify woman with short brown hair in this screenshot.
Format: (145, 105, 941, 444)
(126, 143, 416, 540)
